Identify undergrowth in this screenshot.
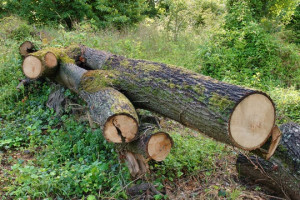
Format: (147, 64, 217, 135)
(0, 14, 299, 199)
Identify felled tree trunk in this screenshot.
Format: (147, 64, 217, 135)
(68, 46, 276, 151)
(57, 63, 140, 143)
(236, 123, 300, 200)
(21, 48, 174, 175)
(22, 53, 139, 143)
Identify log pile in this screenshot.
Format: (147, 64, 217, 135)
(19, 42, 299, 198)
(20, 42, 173, 177)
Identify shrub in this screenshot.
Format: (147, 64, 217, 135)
(2, 0, 149, 29)
(198, 0, 300, 90)
(0, 16, 33, 40)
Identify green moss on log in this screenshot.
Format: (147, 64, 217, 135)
(65, 45, 82, 59)
(208, 92, 235, 113)
(80, 70, 120, 93)
(30, 47, 75, 64)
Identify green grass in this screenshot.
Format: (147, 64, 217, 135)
(0, 15, 299, 199)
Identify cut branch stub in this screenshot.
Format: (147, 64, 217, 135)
(22, 52, 58, 79)
(19, 41, 35, 57)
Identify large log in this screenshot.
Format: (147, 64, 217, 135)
(67, 46, 276, 151)
(236, 123, 300, 200)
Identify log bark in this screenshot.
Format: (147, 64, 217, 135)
(236, 123, 300, 200)
(69, 46, 276, 151)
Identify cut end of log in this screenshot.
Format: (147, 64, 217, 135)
(104, 114, 138, 143)
(22, 56, 43, 79)
(44, 52, 57, 68)
(229, 93, 275, 150)
(19, 41, 35, 57)
(147, 132, 173, 161)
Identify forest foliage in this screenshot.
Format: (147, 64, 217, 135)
(0, 0, 299, 199)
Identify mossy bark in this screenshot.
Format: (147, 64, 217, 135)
(236, 123, 300, 200)
(74, 47, 275, 150)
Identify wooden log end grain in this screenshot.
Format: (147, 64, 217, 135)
(147, 132, 173, 161)
(229, 92, 275, 150)
(104, 114, 139, 143)
(22, 55, 43, 79)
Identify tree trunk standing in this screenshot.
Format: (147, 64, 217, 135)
(72, 46, 276, 151)
(236, 123, 300, 200)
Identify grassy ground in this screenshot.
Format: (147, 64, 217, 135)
(0, 16, 299, 199)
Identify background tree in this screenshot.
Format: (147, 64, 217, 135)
(1, 0, 149, 29)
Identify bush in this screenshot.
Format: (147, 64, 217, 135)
(0, 16, 33, 40)
(198, 0, 300, 90)
(227, 0, 298, 24)
(158, 0, 225, 41)
(2, 0, 149, 29)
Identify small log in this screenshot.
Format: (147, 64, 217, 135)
(118, 122, 173, 177)
(236, 123, 300, 200)
(22, 51, 57, 79)
(123, 123, 173, 162)
(66, 45, 276, 151)
(19, 41, 35, 57)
